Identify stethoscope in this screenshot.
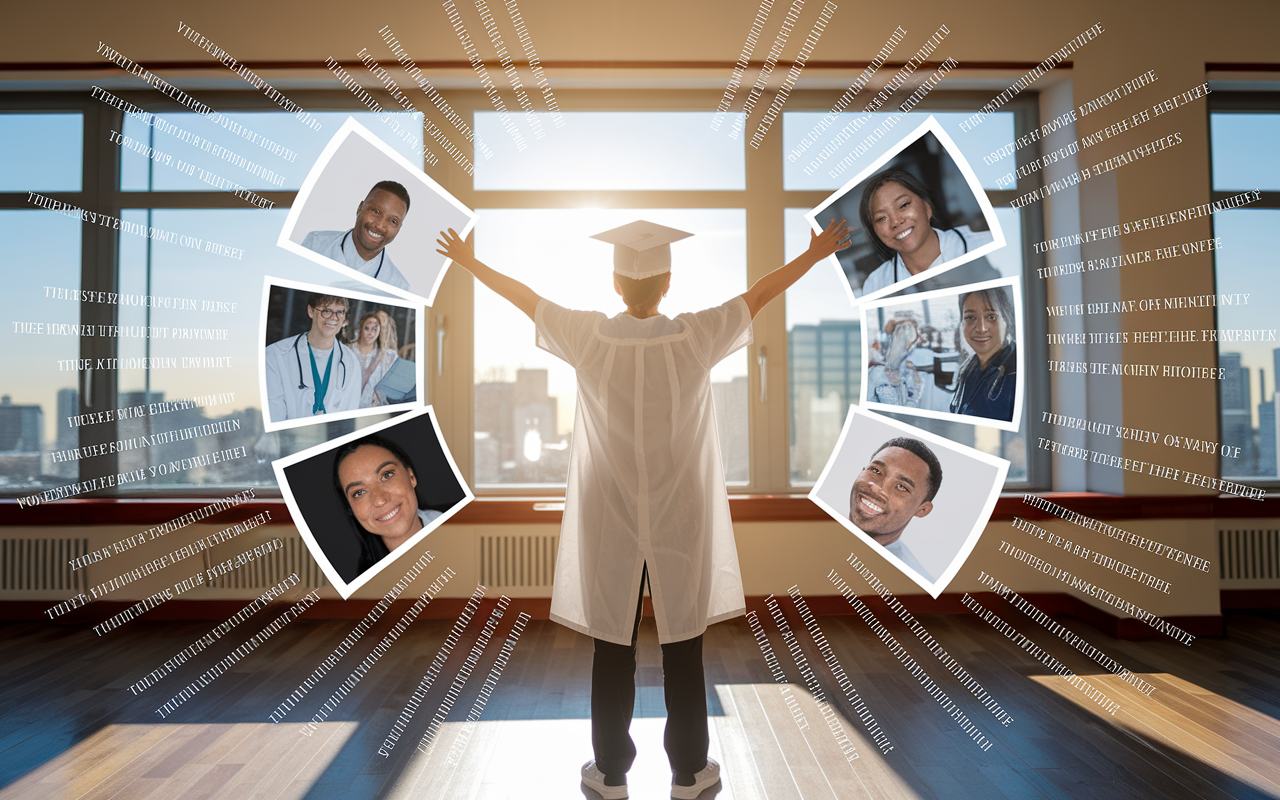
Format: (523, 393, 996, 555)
(340, 229, 387, 279)
(950, 343, 1012, 414)
(888, 227, 969, 284)
(291, 333, 348, 392)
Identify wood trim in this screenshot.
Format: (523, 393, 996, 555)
(0, 59, 1062, 74)
(2, 591, 1221, 639)
(1221, 589, 1280, 610)
(1206, 63, 1280, 72)
(3, 491, 1279, 526)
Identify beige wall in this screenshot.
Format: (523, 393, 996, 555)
(5, 517, 1222, 621)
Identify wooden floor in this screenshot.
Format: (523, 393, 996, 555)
(2, 597, 1280, 800)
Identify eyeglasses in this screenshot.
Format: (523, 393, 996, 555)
(315, 308, 347, 320)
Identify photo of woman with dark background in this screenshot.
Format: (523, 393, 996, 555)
(278, 410, 468, 586)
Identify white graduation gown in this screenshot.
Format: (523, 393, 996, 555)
(263, 334, 363, 422)
(536, 296, 753, 645)
(301, 229, 411, 291)
(858, 226, 995, 296)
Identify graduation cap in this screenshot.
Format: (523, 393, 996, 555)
(590, 220, 693, 280)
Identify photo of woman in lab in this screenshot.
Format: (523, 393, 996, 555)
(861, 279, 1022, 430)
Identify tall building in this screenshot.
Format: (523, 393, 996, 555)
(53, 388, 78, 478)
(0, 395, 44, 483)
(789, 320, 861, 483)
(474, 369, 568, 485)
(1258, 366, 1278, 478)
(1257, 395, 1276, 478)
(1219, 352, 1253, 477)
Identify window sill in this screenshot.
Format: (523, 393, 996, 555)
(1, 491, 1275, 526)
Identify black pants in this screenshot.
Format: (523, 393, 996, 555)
(591, 565, 709, 777)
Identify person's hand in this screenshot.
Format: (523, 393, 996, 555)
(435, 228, 476, 268)
(807, 218, 851, 260)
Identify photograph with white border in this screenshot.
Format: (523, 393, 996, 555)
(259, 277, 425, 432)
(859, 276, 1024, 431)
(277, 117, 477, 305)
(807, 116, 1006, 304)
(809, 406, 1008, 597)
(273, 406, 472, 599)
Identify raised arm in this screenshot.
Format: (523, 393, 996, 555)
(436, 228, 542, 320)
(740, 218, 851, 319)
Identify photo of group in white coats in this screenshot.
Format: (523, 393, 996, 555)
(260, 280, 420, 431)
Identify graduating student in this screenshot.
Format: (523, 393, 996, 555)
(847, 437, 944, 582)
(264, 293, 362, 422)
(437, 217, 849, 799)
(302, 180, 413, 291)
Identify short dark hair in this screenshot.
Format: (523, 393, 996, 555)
(331, 434, 421, 574)
(873, 437, 943, 503)
(368, 180, 411, 213)
(615, 272, 668, 311)
(306, 293, 350, 312)
(858, 168, 949, 264)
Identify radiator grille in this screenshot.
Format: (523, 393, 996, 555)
(205, 536, 328, 589)
(0, 538, 89, 591)
(1219, 528, 1280, 582)
(479, 535, 557, 588)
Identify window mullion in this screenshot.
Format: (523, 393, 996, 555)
(745, 112, 790, 494)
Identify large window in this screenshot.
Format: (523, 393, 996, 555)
(780, 106, 1041, 486)
(1210, 94, 1280, 482)
(0, 88, 1047, 499)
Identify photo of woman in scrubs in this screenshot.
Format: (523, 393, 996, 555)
(857, 168, 995, 297)
(950, 287, 1017, 422)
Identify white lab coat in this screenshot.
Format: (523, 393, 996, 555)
(858, 226, 994, 297)
(536, 296, 753, 645)
(264, 334, 363, 422)
(301, 229, 411, 291)
(356, 347, 399, 407)
(885, 537, 935, 583)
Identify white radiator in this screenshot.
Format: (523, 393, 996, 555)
(1219, 527, 1280, 587)
(478, 534, 558, 589)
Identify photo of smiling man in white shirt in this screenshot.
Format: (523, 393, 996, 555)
(301, 180, 413, 291)
(847, 436, 943, 583)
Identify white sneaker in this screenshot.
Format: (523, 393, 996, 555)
(581, 760, 628, 799)
(671, 757, 721, 799)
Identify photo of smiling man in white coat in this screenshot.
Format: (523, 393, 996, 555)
(436, 216, 849, 800)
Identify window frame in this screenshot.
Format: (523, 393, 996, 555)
(0, 86, 1049, 503)
(1208, 90, 1280, 488)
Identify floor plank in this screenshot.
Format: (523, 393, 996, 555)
(1, 608, 1279, 800)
